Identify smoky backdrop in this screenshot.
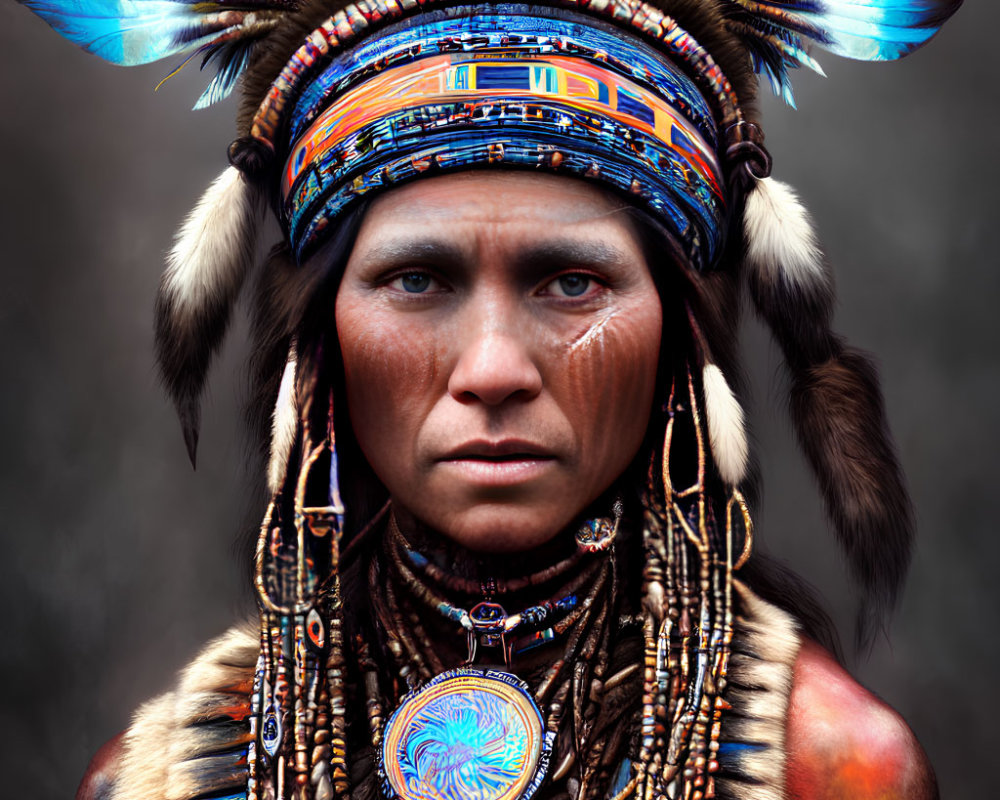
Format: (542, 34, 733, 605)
(1, 4, 995, 798)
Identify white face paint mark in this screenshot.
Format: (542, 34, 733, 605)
(567, 308, 620, 354)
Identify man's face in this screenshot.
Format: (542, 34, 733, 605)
(336, 172, 662, 552)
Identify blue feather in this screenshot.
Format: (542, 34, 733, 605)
(194, 41, 254, 109)
(727, 0, 960, 104)
(18, 0, 237, 65)
(811, 0, 952, 60)
(19, 0, 287, 106)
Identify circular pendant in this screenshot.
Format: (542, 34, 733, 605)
(380, 667, 552, 800)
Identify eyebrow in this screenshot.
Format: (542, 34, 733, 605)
(357, 237, 634, 274)
(514, 240, 634, 272)
(354, 239, 468, 271)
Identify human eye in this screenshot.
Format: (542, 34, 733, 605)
(541, 272, 603, 300)
(387, 270, 440, 295)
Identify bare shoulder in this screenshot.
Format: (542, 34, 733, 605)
(76, 733, 124, 800)
(785, 638, 938, 800)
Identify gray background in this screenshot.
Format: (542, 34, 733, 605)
(1, 3, 996, 798)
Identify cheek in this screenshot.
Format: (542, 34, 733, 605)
(335, 296, 439, 475)
(559, 296, 662, 470)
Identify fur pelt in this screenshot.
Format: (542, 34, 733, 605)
(703, 363, 749, 486)
(268, 349, 299, 494)
(743, 178, 829, 302)
(743, 175, 912, 648)
(109, 623, 258, 800)
(155, 166, 264, 467)
(789, 349, 913, 647)
(717, 581, 801, 800)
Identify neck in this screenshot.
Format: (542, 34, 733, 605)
(379, 505, 618, 680)
(391, 505, 582, 585)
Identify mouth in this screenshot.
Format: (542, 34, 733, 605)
(439, 440, 556, 461)
(437, 440, 557, 485)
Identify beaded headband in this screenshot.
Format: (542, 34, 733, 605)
(249, 0, 747, 150)
(274, 7, 729, 266)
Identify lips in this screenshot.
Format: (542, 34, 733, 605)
(438, 439, 556, 462)
(436, 440, 557, 486)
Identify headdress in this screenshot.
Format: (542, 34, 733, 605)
(21, 0, 960, 798)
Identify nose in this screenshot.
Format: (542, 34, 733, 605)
(447, 319, 543, 406)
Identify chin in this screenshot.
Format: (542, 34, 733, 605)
(418, 501, 576, 554)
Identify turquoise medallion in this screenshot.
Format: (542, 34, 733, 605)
(380, 668, 553, 800)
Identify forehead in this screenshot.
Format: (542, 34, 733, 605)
(353, 172, 644, 253)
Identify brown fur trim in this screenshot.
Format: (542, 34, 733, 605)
(790, 348, 913, 648)
(744, 203, 912, 647)
(154, 168, 265, 466)
(745, 232, 838, 372)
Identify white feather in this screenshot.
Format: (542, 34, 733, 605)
(703, 364, 748, 486)
(161, 165, 262, 315)
(743, 177, 826, 291)
(268, 352, 298, 494)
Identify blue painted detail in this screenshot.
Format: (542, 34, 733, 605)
(477, 65, 532, 90)
(608, 757, 632, 798)
(616, 89, 655, 126)
(717, 739, 769, 770)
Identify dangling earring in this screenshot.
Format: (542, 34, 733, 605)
(249, 357, 350, 800)
(630, 364, 752, 800)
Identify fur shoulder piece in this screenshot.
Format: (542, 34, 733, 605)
(715, 581, 802, 800)
(105, 594, 801, 800)
(110, 623, 258, 800)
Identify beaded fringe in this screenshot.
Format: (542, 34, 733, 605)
(625, 367, 753, 800)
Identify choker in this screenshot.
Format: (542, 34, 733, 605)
(384, 510, 618, 666)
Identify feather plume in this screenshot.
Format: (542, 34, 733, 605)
(268, 351, 298, 494)
(194, 34, 261, 110)
(18, 0, 292, 107)
(722, 0, 962, 103)
(702, 364, 749, 486)
(155, 166, 264, 466)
